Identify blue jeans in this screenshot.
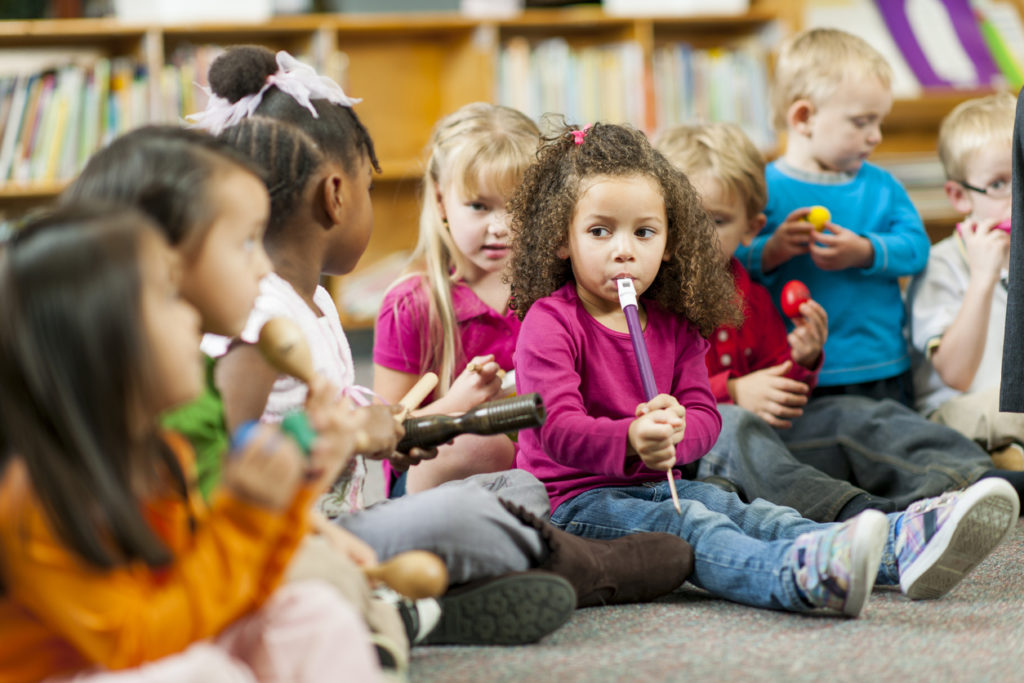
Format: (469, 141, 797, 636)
(550, 479, 900, 612)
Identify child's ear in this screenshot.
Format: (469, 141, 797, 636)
(743, 213, 767, 246)
(434, 185, 447, 223)
(787, 99, 815, 137)
(322, 171, 346, 227)
(944, 179, 974, 216)
(556, 244, 569, 259)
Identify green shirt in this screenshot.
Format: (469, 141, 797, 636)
(161, 354, 228, 501)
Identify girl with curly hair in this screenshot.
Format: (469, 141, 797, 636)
(508, 122, 1019, 618)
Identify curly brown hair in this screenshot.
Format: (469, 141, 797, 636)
(507, 122, 741, 336)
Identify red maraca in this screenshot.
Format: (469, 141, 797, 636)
(781, 280, 810, 319)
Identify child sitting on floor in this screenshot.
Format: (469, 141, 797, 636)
(735, 27, 930, 408)
(509, 120, 1019, 618)
(656, 121, 1024, 521)
(907, 92, 1024, 469)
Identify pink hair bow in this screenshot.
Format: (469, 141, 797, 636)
(188, 51, 361, 135)
(571, 124, 593, 145)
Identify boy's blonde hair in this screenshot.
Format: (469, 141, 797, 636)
(655, 122, 767, 217)
(772, 27, 893, 130)
(938, 92, 1016, 181)
(394, 102, 539, 394)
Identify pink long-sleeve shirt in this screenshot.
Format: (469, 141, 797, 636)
(514, 283, 722, 513)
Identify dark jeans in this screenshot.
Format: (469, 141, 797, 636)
(812, 369, 915, 410)
(699, 397, 992, 523)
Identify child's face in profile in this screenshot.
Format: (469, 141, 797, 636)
(952, 139, 1012, 225)
(438, 173, 512, 281)
(558, 173, 668, 316)
(180, 169, 272, 337)
(326, 154, 376, 276)
(691, 173, 765, 264)
(804, 75, 891, 174)
(139, 231, 203, 413)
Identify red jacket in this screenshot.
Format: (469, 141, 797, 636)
(706, 258, 822, 403)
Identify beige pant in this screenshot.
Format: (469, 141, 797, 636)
(930, 386, 1024, 451)
(286, 535, 409, 666)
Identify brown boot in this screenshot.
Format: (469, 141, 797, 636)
(502, 500, 694, 608)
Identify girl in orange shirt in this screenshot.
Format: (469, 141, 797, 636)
(0, 205, 380, 682)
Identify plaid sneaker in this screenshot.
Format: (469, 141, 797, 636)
(896, 478, 1019, 600)
(790, 509, 888, 618)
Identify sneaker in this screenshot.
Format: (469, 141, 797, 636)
(421, 570, 575, 646)
(896, 478, 1019, 600)
(374, 587, 442, 646)
(790, 509, 888, 618)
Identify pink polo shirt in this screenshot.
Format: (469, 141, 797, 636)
(373, 274, 520, 494)
(374, 274, 520, 386)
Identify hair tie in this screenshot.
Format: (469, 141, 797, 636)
(571, 124, 593, 146)
(187, 51, 362, 135)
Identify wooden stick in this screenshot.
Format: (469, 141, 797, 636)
(398, 372, 439, 415)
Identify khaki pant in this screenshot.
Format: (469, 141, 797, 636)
(930, 386, 1024, 452)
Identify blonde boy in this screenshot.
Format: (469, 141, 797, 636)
(735, 28, 930, 406)
(654, 122, 1000, 522)
(906, 93, 1023, 466)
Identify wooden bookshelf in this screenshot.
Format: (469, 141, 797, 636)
(0, 2, 1018, 327)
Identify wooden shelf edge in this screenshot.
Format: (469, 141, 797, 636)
(0, 182, 66, 199)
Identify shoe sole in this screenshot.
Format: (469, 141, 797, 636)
(900, 479, 1020, 600)
(423, 573, 575, 646)
(843, 509, 888, 618)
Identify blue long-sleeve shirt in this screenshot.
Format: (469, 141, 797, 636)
(735, 160, 930, 387)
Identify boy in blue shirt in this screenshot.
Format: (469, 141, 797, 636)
(736, 27, 930, 407)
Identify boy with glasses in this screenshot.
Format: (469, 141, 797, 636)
(907, 92, 1024, 469)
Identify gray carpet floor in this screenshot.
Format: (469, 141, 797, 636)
(410, 519, 1024, 682)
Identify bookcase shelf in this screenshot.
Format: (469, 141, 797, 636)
(0, 1, 1016, 328)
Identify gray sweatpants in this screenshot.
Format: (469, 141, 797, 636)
(335, 469, 550, 584)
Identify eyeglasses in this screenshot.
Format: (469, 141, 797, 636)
(958, 178, 1012, 199)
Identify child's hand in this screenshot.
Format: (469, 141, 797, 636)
(961, 218, 1010, 285)
(353, 404, 404, 460)
(304, 377, 360, 492)
(729, 361, 808, 429)
(223, 423, 306, 511)
(787, 299, 828, 368)
(628, 394, 685, 472)
(762, 208, 814, 271)
(809, 223, 874, 271)
(389, 446, 440, 472)
(311, 511, 379, 569)
(441, 354, 503, 413)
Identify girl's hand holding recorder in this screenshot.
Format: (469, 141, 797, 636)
(628, 394, 686, 472)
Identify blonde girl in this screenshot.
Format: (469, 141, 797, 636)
(373, 102, 541, 494)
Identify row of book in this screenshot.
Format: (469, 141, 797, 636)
(497, 37, 646, 132)
(651, 40, 774, 149)
(0, 44, 328, 188)
(496, 36, 775, 149)
(0, 57, 149, 186)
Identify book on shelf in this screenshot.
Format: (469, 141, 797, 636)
(0, 55, 149, 188)
(651, 38, 774, 149)
(497, 36, 645, 129)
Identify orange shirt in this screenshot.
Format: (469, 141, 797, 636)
(0, 432, 314, 683)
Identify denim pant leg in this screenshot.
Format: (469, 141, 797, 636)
(779, 396, 992, 511)
(336, 480, 546, 584)
(698, 404, 866, 522)
(549, 480, 824, 612)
